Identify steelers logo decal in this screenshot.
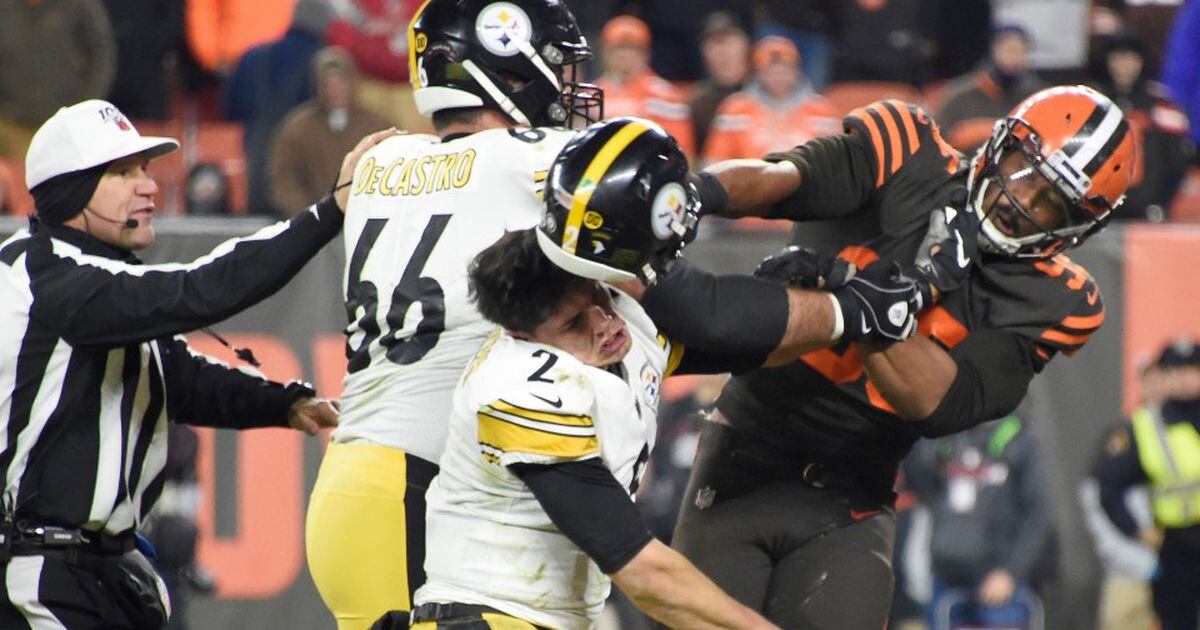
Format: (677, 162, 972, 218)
(640, 361, 661, 407)
(476, 3, 533, 58)
(650, 182, 686, 240)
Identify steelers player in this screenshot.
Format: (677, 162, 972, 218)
(410, 117, 940, 629)
(651, 86, 1134, 628)
(304, 1, 602, 628)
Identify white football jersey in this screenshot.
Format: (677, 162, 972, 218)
(416, 290, 677, 630)
(334, 127, 576, 462)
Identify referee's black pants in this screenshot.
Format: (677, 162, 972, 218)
(672, 421, 896, 630)
(0, 551, 148, 629)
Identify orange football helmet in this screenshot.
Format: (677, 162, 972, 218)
(968, 85, 1136, 258)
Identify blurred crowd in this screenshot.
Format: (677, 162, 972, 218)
(0, 0, 1198, 223)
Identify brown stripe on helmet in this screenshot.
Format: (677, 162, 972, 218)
(1083, 116, 1131, 177)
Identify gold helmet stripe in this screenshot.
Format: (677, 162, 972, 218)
(562, 120, 651, 254)
(408, 0, 435, 90)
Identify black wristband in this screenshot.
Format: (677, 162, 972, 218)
(692, 171, 728, 218)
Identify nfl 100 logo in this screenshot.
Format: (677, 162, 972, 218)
(98, 106, 132, 132)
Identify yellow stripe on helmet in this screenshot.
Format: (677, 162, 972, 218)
(562, 121, 651, 254)
(408, 0, 434, 90)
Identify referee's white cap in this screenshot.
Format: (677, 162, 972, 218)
(25, 100, 179, 190)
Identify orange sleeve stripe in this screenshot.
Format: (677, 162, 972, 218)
(1060, 309, 1105, 331)
(870, 103, 905, 178)
(837, 245, 881, 270)
(889, 100, 920, 152)
(849, 107, 887, 187)
(1041, 328, 1093, 346)
(1036, 347, 1051, 362)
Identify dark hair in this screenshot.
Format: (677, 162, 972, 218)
(469, 229, 593, 333)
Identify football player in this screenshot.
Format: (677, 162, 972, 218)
(413, 117, 921, 630)
(643, 86, 1135, 628)
(303, 1, 603, 628)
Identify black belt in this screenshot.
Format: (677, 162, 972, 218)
(410, 603, 551, 629)
(9, 524, 136, 556)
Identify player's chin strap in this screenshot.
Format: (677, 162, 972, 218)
(201, 327, 261, 368)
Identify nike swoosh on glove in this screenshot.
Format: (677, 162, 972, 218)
(908, 186, 978, 305)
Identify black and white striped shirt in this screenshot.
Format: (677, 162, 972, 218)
(0, 198, 341, 535)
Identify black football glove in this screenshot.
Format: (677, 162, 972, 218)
(906, 187, 978, 305)
(753, 245, 855, 290)
(833, 263, 923, 343)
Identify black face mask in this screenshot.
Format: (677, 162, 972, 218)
(29, 162, 111, 225)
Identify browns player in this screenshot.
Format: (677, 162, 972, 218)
(639, 85, 1135, 629)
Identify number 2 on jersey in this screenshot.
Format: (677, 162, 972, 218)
(345, 215, 451, 373)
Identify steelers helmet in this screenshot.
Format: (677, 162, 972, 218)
(968, 85, 1136, 259)
(537, 117, 699, 284)
(408, 0, 602, 127)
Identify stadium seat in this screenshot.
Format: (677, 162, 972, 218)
(0, 157, 34, 217)
(133, 120, 248, 215)
(945, 117, 997, 153)
(921, 80, 950, 114)
(822, 81, 922, 117)
(193, 123, 248, 214)
(1169, 167, 1200, 222)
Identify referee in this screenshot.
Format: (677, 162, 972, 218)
(0, 100, 389, 629)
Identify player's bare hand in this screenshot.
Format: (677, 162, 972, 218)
(976, 568, 1016, 606)
(334, 128, 404, 211)
(288, 397, 340, 436)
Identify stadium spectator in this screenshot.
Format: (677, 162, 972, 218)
(185, 0, 296, 76)
(905, 413, 1055, 629)
(0, 0, 116, 159)
(936, 25, 1047, 154)
(702, 37, 840, 165)
(1162, 0, 1200, 157)
(1090, 31, 1193, 222)
(689, 12, 751, 156)
(755, 0, 836, 90)
(101, 0, 185, 121)
(1091, 0, 1185, 78)
(990, 0, 1089, 83)
(222, 0, 335, 215)
(829, 0, 934, 86)
(325, 0, 432, 133)
(1095, 337, 1200, 630)
(270, 47, 390, 216)
(594, 15, 695, 158)
(561, 0, 631, 77)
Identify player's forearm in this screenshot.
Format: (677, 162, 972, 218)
(859, 335, 957, 421)
(613, 540, 779, 630)
(763, 288, 839, 366)
(703, 159, 800, 218)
